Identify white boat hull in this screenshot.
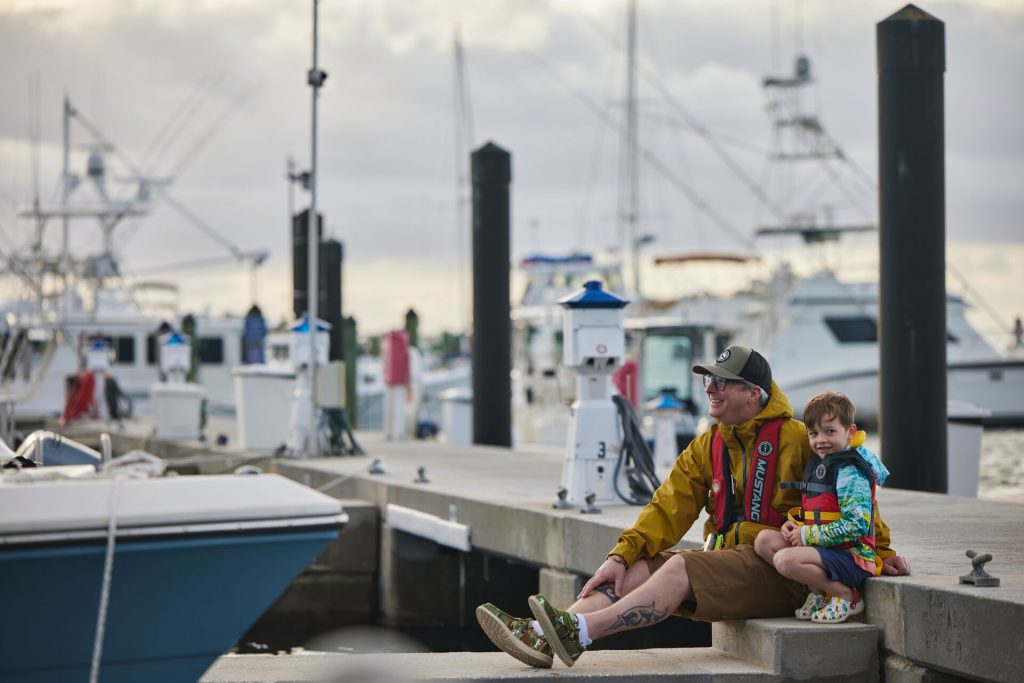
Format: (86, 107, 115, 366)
(782, 359, 1024, 427)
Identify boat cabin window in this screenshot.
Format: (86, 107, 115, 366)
(825, 317, 960, 344)
(640, 334, 694, 402)
(269, 343, 290, 362)
(199, 337, 224, 365)
(101, 336, 136, 365)
(824, 317, 878, 343)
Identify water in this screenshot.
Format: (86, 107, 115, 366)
(857, 428, 1022, 503)
(978, 428, 1024, 502)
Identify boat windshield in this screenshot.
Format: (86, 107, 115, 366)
(640, 334, 694, 403)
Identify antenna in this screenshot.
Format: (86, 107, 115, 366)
(27, 75, 45, 310)
(303, 0, 327, 457)
(28, 74, 41, 219)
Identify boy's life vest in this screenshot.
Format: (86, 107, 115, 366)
(710, 418, 785, 534)
(783, 451, 878, 551)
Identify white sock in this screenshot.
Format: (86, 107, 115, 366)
(576, 613, 592, 648)
(532, 615, 591, 648)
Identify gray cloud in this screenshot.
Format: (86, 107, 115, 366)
(1, 0, 1022, 330)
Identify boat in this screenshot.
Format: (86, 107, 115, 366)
(642, 262, 1024, 427)
(0, 97, 266, 424)
(511, 23, 1024, 442)
(641, 51, 1024, 427)
(0, 435, 346, 682)
(742, 268, 1024, 426)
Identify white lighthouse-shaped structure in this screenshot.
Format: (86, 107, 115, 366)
(558, 280, 630, 508)
(647, 389, 684, 470)
(287, 313, 331, 457)
(152, 330, 205, 440)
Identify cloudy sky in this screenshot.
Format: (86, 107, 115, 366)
(1, 0, 1022, 344)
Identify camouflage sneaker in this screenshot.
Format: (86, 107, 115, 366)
(475, 602, 553, 668)
(528, 593, 585, 668)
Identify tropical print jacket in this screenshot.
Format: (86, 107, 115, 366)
(801, 433, 890, 574)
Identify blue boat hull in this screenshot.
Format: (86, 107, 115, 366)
(0, 527, 338, 682)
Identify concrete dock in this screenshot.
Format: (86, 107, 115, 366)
(62, 422, 1024, 682)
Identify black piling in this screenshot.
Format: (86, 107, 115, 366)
(343, 316, 358, 428)
(291, 208, 322, 319)
(405, 308, 420, 349)
(470, 142, 512, 447)
(877, 4, 947, 492)
(321, 238, 344, 361)
(292, 210, 344, 361)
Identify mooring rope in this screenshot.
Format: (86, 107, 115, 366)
(89, 478, 121, 683)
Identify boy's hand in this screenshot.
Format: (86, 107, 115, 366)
(781, 521, 804, 546)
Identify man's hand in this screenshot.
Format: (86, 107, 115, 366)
(577, 557, 627, 600)
(881, 555, 912, 576)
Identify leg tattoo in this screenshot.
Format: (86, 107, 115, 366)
(609, 602, 669, 633)
(593, 583, 620, 604)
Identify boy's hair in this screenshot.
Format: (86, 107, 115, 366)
(803, 391, 856, 429)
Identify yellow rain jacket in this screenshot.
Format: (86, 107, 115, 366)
(609, 381, 895, 565)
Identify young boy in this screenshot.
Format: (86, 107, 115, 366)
(754, 391, 889, 623)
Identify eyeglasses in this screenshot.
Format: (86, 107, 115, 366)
(702, 375, 753, 391)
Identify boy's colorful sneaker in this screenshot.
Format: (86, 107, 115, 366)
(811, 588, 865, 624)
(475, 603, 553, 668)
(794, 591, 827, 620)
(527, 594, 585, 668)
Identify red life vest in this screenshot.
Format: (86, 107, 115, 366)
(710, 418, 785, 534)
(61, 371, 96, 424)
(790, 452, 877, 552)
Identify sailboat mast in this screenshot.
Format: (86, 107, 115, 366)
(620, 0, 641, 301)
(452, 25, 474, 333)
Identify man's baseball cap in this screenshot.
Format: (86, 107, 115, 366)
(692, 345, 772, 394)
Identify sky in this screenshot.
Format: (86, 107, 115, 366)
(0, 0, 1022, 345)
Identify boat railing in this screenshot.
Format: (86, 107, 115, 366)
(0, 398, 15, 446)
(0, 329, 61, 405)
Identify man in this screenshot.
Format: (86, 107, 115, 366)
(477, 345, 911, 668)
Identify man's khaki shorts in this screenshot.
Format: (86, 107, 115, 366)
(645, 544, 806, 622)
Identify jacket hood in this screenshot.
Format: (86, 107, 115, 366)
(852, 440, 890, 486)
(758, 379, 794, 422)
(847, 430, 889, 485)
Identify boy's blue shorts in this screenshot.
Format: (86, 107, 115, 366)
(814, 547, 873, 589)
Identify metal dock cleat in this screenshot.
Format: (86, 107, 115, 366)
(580, 490, 602, 515)
(553, 487, 573, 510)
(959, 549, 1000, 587)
